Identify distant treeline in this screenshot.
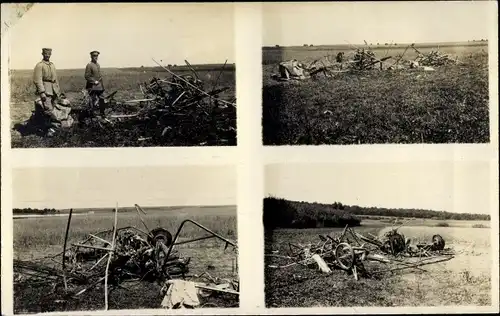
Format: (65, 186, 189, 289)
(342, 204, 490, 221)
(263, 197, 490, 229)
(263, 197, 362, 229)
(13, 208, 60, 215)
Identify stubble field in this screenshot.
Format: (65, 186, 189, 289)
(13, 206, 238, 313)
(262, 42, 489, 145)
(265, 219, 492, 307)
(10, 64, 236, 148)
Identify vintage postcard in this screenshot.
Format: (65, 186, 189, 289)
(262, 1, 492, 145)
(11, 165, 238, 313)
(6, 3, 236, 148)
(1, 1, 499, 315)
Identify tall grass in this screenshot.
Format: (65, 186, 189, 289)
(14, 209, 237, 253)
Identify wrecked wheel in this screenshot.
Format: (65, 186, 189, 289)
(431, 234, 445, 251)
(335, 243, 354, 270)
(148, 228, 173, 247)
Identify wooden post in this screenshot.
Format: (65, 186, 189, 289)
(211, 59, 228, 92)
(62, 208, 73, 292)
(104, 204, 119, 310)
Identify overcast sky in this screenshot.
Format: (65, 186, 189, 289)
(8, 3, 235, 69)
(13, 166, 236, 209)
(266, 161, 492, 215)
(263, 1, 493, 46)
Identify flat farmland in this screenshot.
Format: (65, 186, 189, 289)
(265, 220, 492, 307)
(10, 64, 236, 148)
(262, 42, 488, 65)
(13, 206, 238, 313)
(262, 42, 489, 145)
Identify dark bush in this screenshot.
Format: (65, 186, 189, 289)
(13, 208, 58, 215)
(263, 197, 361, 229)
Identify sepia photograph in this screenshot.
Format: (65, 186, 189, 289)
(8, 3, 236, 148)
(262, 2, 491, 145)
(264, 161, 493, 308)
(12, 166, 239, 313)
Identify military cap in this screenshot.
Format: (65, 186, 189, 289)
(42, 48, 52, 53)
(90, 51, 100, 56)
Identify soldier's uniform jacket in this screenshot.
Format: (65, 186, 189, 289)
(33, 60, 61, 96)
(85, 62, 104, 91)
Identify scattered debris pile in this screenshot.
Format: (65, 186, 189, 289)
(84, 59, 235, 145)
(271, 42, 460, 81)
(266, 224, 454, 280)
(351, 49, 391, 71)
(14, 204, 239, 310)
(412, 45, 459, 67)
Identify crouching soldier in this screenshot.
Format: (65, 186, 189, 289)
(85, 51, 105, 116)
(33, 48, 72, 137)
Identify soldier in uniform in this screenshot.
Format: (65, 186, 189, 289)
(33, 48, 62, 136)
(85, 50, 105, 116)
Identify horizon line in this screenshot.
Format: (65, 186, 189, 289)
(12, 204, 237, 210)
(262, 39, 489, 48)
(9, 62, 237, 72)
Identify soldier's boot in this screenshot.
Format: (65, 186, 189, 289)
(98, 98, 106, 117)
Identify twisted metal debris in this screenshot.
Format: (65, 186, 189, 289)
(266, 224, 454, 281)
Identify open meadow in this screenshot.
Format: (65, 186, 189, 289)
(10, 64, 236, 148)
(13, 206, 238, 313)
(262, 42, 489, 145)
(265, 220, 492, 307)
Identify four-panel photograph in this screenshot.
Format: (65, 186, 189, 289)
(2, 1, 498, 315)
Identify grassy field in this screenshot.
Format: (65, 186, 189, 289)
(262, 42, 489, 145)
(265, 220, 492, 307)
(10, 64, 236, 148)
(13, 206, 238, 313)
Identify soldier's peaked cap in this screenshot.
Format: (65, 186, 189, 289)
(42, 48, 52, 53)
(90, 51, 100, 56)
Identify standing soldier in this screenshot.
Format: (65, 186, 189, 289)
(85, 51, 105, 116)
(33, 48, 61, 136)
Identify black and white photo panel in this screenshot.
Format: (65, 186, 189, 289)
(12, 165, 239, 313)
(262, 2, 491, 145)
(8, 3, 236, 148)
